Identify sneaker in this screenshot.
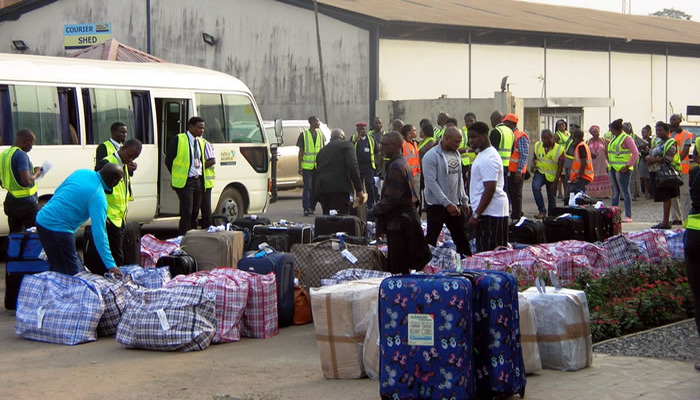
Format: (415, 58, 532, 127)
(303, 209, 310, 216)
(622, 217, 633, 223)
(670, 219, 683, 226)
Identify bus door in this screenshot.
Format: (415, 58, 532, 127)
(156, 98, 189, 215)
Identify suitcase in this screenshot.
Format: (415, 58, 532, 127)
(597, 206, 622, 240)
(349, 202, 368, 237)
(312, 234, 369, 246)
(552, 207, 602, 243)
(84, 222, 141, 274)
(314, 215, 362, 237)
(508, 218, 546, 245)
(543, 216, 585, 242)
(238, 252, 296, 327)
(460, 270, 527, 398)
(253, 224, 312, 248)
(180, 230, 244, 270)
(5, 232, 51, 310)
(156, 254, 198, 277)
(232, 215, 271, 231)
(246, 232, 290, 252)
(379, 275, 475, 399)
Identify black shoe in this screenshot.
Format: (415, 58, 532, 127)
(303, 209, 310, 216)
(670, 219, 682, 226)
(695, 362, 700, 371)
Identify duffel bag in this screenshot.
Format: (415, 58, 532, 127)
(75, 272, 133, 337)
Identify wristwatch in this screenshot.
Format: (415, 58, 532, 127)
(472, 212, 481, 220)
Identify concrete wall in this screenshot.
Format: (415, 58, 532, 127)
(0, 0, 369, 133)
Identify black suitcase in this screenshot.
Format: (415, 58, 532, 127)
(84, 222, 141, 274)
(238, 252, 296, 327)
(552, 206, 602, 243)
(312, 234, 369, 246)
(156, 254, 198, 277)
(246, 233, 290, 252)
(543, 216, 585, 242)
(314, 215, 362, 237)
(232, 216, 271, 231)
(509, 218, 546, 245)
(253, 224, 312, 248)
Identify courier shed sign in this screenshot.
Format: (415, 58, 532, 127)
(64, 23, 111, 50)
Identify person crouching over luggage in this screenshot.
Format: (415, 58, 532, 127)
(35, 164, 124, 277)
(370, 132, 430, 274)
(91, 138, 142, 273)
(567, 128, 594, 197)
(531, 129, 565, 219)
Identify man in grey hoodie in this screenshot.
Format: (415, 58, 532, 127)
(422, 127, 471, 256)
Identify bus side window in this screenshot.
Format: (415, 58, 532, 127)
(83, 88, 153, 145)
(132, 91, 154, 144)
(195, 93, 226, 144)
(0, 85, 13, 145)
(8, 84, 72, 145)
(223, 94, 263, 144)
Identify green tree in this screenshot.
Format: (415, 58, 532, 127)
(650, 8, 692, 20)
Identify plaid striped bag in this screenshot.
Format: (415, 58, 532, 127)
(75, 272, 135, 337)
(626, 229, 672, 264)
(601, 234, 645, 268)
(140, 234, 179, 268)
(116, 285, 216, 351)
(663, 229, 685, 261)
(211, 269, 279, 339)
(165, 270, 249, 343)
(534, 241, 609, 275)
(119, 265, 171, 289)
(320, 268, 391, 286)
(15, 271, 105, 345)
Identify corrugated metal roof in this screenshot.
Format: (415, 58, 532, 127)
(312, 0, 700, 46)
(68, 39, 166, 63)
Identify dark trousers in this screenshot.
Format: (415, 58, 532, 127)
(302, 169, 317, 211)
(475, 215, 509, 253)
(200, 188, 212, 228)
(566, 178, 590, 205)
(175, 176, 203, 235)
(36, 223, 83, 275)
(684, 229, 700, 335)
(318, 191, 351, 215)
(85, 220, 124, 275)
(360, 169, 376, 209)
(508, 172, 523, 219)
(4, 195, 38, 233)
(425, 205, 471, 256)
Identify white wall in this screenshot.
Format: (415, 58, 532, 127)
(471, 44, 544, 99)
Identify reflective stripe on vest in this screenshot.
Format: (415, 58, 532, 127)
(673, 130, 692, 174)
(103, 153, 130, 227)
(458, 128, 471, 166)
(663, 138, 681, 172)
(171, 134, 207, 189)
(103, 140, 117, 159)
(534, 141, 564, 182)
(0, 147, 38, 198)
(354, 134, 376, 170)
(301, 129, 322, 170)
(569, 141, 594, 182)
(508, 129, 529, 173)
(685, 213, 700, 230)
(203, 139, 215, 189)
(402, 140, 420, 176)
(607, 132, 633, 172)
(496, 125, 514, 167)
(435, 127, 446, 140)
(418, 136, 435, 151)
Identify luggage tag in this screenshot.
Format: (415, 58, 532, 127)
(156, 309, 171, 331)
(341, 249, 358, 264)
(36, 306, 46, 329)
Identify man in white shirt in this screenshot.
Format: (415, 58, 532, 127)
(467, 121, 510, 253)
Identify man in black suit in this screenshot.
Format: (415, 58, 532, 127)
(313, 129, 365, 215)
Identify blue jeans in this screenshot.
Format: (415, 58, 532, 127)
(609, 169, 632, 218)
(36, 223, 83, 275)
(302, 169, 316, 211)
(532, 171, 557, 214)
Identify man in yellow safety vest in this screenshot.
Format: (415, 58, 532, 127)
(297, 116, 325, 216)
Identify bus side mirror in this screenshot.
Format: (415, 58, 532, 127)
(274, 118, 283, 146)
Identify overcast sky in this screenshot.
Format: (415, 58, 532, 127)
(523, 0, 700, 21)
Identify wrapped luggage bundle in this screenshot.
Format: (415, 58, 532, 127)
(15, 271, 105, 345)
(518, 294, 542, 374)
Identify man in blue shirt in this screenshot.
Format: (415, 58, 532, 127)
(0, 129, 43, 233)
(35, 164, 124, 276)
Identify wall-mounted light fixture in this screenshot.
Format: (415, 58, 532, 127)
(202, 32, 217, 46)
(12, 40, 28, 51)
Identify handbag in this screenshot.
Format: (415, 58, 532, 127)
(293, 270, 312, 325)
(654, 159, 683, 188)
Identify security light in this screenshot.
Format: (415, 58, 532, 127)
(12, 40, 28, 51)
(202, 32, 217, 46)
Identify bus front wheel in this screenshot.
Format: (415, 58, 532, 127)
(216, 187, 244, 223)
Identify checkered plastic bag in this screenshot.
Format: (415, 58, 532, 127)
(75, 272, 135, 337)
(118, 265, 171, 289)
(553, 254, 593, 283)
(601, 234, 646, 268)
(534, 241, 609, 275)
(211, 268, 279, 339)
(116, 285, 216, 351)
(15, 271, 105, 345)
(165, 270, 249, 343)
(422, 244, 459, 273)
(140, 234, 179, 268)
(663, 229, 684, 261)
(626, 229, 672, 264)
(320, 268, 391, 286)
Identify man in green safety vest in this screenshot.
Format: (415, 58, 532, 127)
(352, 122, 380, 208)
(460, 112, 477, 188)
(0, 129, 45, 233)
(297, 116, 325, 216)
(165, 116, 210, 235)
(368, 117, 386, 138)
(489, 111, 515, 198)
(434, 112, 449, 140)
(95, 122, 128, 166)
(93, 139, 142, 273)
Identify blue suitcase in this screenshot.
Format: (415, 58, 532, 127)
(379, 275, 475, 400)
(461, 270, 526, 398)
(237, 251, 296, 327)
(5, 232, 51, 310)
